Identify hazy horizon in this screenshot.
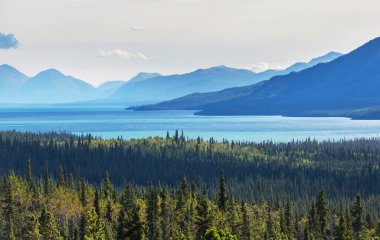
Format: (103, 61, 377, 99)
(1, 0, 380, 85)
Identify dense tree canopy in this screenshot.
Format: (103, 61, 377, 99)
(0, 131, 379, 239)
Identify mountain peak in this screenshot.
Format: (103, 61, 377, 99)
(128, 72, 161, 83)
(308, 51, 342, 65)
(35, 68, 65, 78)
(0, 64, 16, 70)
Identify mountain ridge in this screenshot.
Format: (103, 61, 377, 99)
(129, 37, 380, 119)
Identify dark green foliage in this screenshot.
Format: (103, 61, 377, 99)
(203, 227, 237, 240)
(0, 131, 379, 210)
(240, 201, 251, 240)
(335, 215, 352, 240)
(316, 189, 329, 236)
(196, 190, 213, 240)
(39, 207, 62, 240)
(351, 194, 364, 234)
(218, 170, 227, 212)
(0, 131, 378, 239)
(146, 185, 161, 240)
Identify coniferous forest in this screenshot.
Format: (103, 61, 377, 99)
(0, 130, 379, 239)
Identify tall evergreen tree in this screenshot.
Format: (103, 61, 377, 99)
(39, 207, 63, 240)
(26, 159, 34, 190)
(43, 161, 52, 196)
(316, 190, 329, 236)
(284, 198, 293, 237)
(3, 177, 17, 240)
(84, 208, 106, 240)
(335, 215, 352, 240)
(146, 185, 161, 240)
(218, 170, 227, 212)
(195, 189, 213, 240)
(94, 189, 101, 218)
(240, 201, 251, 240)
(351, 194, 364, 235)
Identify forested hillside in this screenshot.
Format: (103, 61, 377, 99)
(0, 163, 379, 239)
(0, 131, 380, 239)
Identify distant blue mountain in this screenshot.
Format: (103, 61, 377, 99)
(0, 51, 341, 104)
(96, 81, 126, 97)
(128, 72, 162, 83)
(129, 37, 380, 119)
(0, 64, 28, 88)
(19, 69, 96, 103)
(111, 52, 341, 104)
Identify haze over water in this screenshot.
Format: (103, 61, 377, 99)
(0, 106, 379, 142)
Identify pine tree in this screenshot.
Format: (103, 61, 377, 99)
(24, 215, 42, 240)
(226, 197, 240, 236)
(39, 207, 63, 240)
(105, 200, 113, 223)
(116, 209, 126, 240)
(84, 208, 106, 240)
(26, 159, 34, 190)
(195, 189, 213, 240)
(351, 194, 364, 235)
(43, 161, 52, 196)
(308, 201, 318, 234)
(160, 190, 171, 240)
(316, 190, 328, 236)
(79, 213, 86, 240)
(127, 205, 145, 240)
(240, 201, 251, 240)
(103, 171, 113, 199)
(3, 177, 17, 239)
(58, 163, 66, 187)
(335, 214, 352, 240)
(284, 198, 293, 237)
(146, 185, 161, 240)
(218, 170, 227, 212)
(80, 179, 88, 206)
(94, 188, 101, 218)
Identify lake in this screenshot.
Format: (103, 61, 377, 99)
(0, 106, 380, 142)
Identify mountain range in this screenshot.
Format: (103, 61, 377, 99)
(0, 66, 160, 104)
(0, 51, 341, 104)
(109, 52, 341, 104)
(129, 37, 380, 120)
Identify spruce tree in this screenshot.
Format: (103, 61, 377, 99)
(39, 207, 63, 240)
(195, 189, 213, 240)
(84, 208, 106, 240)
(316, 190, 328, 236)
(335, 214, 352, 240)
(351, 194, 364, 235)
(26, 159, 34, 190)
(3, 177, 17, 239)
(94, 188, 101, 218)
(240, 201, 251, 240)
(127, 205, 145, 240)
(58, 163, 66, 187)
(284, 198, 293, 237)
(103, 171, 113, 200)
(43, 161, 52, 196)
(218, 170, 227, 212)
(146, 185, 161, 240)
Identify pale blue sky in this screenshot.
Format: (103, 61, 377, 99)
(1, 0, 380, 86)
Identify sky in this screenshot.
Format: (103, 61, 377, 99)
(1, 0, 380, 86)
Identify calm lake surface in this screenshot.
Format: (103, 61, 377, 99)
(0, 106, 380, 142)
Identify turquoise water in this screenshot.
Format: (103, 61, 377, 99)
(0, 106, 380, 142)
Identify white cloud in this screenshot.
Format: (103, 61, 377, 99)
(251, 62, 284, 73)
(98, 49, 148, 60)
(0, 33, 19, 49)
(129, 26, 148, 32)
